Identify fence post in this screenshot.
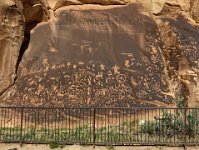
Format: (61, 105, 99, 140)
(93, 108, 96, 148)
(20, 106, 24, 145)
(184, 108, 187, 146)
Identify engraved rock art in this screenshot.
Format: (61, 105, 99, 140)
(0, 0, 199, 107)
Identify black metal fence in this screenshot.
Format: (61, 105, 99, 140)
(0, 107, 198, 146)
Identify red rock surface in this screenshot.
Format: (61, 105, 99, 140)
(0, 0, 198, 107)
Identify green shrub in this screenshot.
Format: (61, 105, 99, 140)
(49, 142, 59, 149)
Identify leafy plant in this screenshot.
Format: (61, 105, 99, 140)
(49, 142, 59, 149)
(140, 97, 199, 139)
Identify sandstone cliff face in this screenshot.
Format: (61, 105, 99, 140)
(152, 0, 199, 106)
(0, 0, 198, 107)
(190, 0, 199, 23)
(0, 0, 24, 95)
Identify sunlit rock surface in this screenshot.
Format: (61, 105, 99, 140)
(0, 0, 198, 107)
(0, 0, 24, 95)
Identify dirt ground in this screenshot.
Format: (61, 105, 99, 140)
(0, 144, 199, 150)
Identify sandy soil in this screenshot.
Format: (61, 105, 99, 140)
(0, 144, 199, 150)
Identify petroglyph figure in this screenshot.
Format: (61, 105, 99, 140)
(112, 65, 120, 74)
(12, 44, 170, 108)
(99, 64, 105, 70)
(125, 60, 130, 68)
(116, 74, 126, 83)
(42, 58, 49, 67)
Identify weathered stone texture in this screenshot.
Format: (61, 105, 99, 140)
(0, 0, 24, 95)
(190, 0, 199, 23)
(153, 0, 199, 107)
(0, 0, 198, 107)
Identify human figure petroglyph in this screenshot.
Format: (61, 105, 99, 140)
(112, 65, 120, 74)
(13, 54, 169, 107)
(42, 58, 49, 67)
(99, 64, 105, 70)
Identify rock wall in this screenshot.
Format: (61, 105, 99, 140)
(0, 0, 198, 107)
(152, 0, 199, 107)
(0, 0, 24, 95)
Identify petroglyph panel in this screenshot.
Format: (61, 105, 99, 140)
(1, 0, 199, 108)
(4, 4, 174, 107)
(13, 58, 171, 107)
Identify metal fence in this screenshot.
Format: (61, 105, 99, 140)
(0, 107, 198, 146)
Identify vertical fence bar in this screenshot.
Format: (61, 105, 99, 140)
(20, 107, 24, 145)
(184, 108, 187, 146)
(44, 108, 47, 143)
(3, 108, 6, 141)
(8, 108, 11, 141)
(13, 108, 16, 142)
(78, 108, 81, 144)
(93, 108, 96, 148)
(129, 108, 132, 144)
(174, 108, 176, 144)
(108, 108, 110, 145)
(0, 108, 2, 141)
(188, 108, 190, 144)
(158, 108, 160, 144)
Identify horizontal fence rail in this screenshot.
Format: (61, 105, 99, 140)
(0, 107, 198, 146)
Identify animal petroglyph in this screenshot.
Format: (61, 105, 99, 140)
(12, 52, 172, 107)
